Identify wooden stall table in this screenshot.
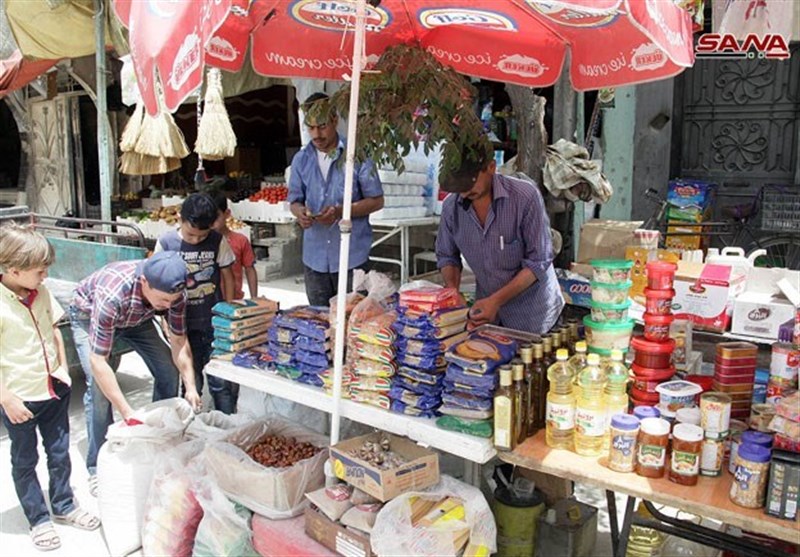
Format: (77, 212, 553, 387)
(500, 431, 799, 557)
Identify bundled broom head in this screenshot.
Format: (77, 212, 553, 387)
(134, 82, 190, 159)
(195, 67, 237, 161)
(119, 103, 144, 153)
(120, 152, 181, 175)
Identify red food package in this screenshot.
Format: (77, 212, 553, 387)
(399, 287, 461, 313)
(773, 433, 800, 454)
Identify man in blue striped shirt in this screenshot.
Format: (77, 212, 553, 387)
(435, 142, 564, 334)
(289, 93, 384, 306)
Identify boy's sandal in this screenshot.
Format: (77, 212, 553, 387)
(30, 522, 61, 552)
(53, 507, 101, 531)
(88, 474, 98, 498)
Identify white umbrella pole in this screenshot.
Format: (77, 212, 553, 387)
(330, 0, 366, 446)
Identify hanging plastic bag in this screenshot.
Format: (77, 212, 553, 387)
(141, 441, 206, 557)
(192, 478, 258, 557)
(98, 398, 195, 557)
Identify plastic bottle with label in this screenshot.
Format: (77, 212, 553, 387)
(603, 349, 630, 446)
(546, 349, 575, 450)
(568, 341, 589, 400)
(575, 353, 608, 456)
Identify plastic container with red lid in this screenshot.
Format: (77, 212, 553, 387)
(631, 336, 675, 369)
(631, 385, 661, 402)
(643, 313, 675, 342)
(646, 261, 678, 290)
(644, 288, 675, 315)
(716, 342, 758, 359)
(631, 363, 676, 381)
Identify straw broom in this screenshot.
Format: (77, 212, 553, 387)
(135, 83, 190, 160)
(119, 102, 144, 153)
(195, 67, 236, 161)
(120, 152, 181, 175)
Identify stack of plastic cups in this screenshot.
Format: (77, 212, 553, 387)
(629, 261, 678, 412)
(585, 260, 635, 360)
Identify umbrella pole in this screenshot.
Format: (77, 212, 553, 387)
(94, 0, 112, 228)
(330, 0, 366, 446)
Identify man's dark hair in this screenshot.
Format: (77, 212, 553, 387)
(180, 193, 219, 230)
(439, 138, 494, 193)
(302, 92, 335, 123)
(212, 191, 228, 213)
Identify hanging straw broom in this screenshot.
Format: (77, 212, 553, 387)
(120, 152, 181, 175)
(135, 82, 190, 160)
(119, 102, 144, 153)
(195, 67, 236, 161)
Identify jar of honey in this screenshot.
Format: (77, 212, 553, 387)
(636, 418, 671, 478)
(669, 424, 703, 485)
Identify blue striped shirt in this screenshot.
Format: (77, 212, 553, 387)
(288, 138, 383, 273)
(435, 173, 564, 334)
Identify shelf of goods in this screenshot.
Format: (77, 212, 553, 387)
(230, 200, 294, 224)
(501, 431, 799, 546)
(206, 359, 496, 464)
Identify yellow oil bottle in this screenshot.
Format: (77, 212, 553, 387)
(603, 349, 630, 446)
(574, 353, 608, 456)
(568, 341, 588, 400)
(545, 349, 574, 450)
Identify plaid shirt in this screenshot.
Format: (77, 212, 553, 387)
(71, 260, 186, 357)
(436, 173, 564, 334)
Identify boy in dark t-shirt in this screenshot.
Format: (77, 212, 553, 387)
(156, 193, 238, 412)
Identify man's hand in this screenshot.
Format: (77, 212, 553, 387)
(184, 389, 202, 412)
(0, 392, 33, 424)
(315, 205, 340, 226)
(467, 297, 500, 330)
(297, 211, 313, 229)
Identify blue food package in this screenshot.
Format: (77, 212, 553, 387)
(394, 375, 443, 397)
(441, 391, 493, 411)
(444, 330, 518, 373)
(396, 306, 469, 328)
(212, 313, 274, 332)
(296, 349, 330, 368)
(297, 360, 328, 376)
(556, 268, 592, 309)
(397, 365, 445, 385)
(396, 351, 446, 370)
(268, 327, 298, 345)
(388, 384, 442, 410)
(296, 335, 331, 354)
(394, 331, 469, 357)
(297, 373, 324, 388)
(274, 306, 330, 340)
(438, 403, 492, 420)
(443, 382, 495, 400)
(275, 365, 302, 380)
(268, 346, 296, 367)
(233, 348, 274, 370)
(393, 321, 467, 340)
(390, 399, 439, 418)
(212, 298, 278, 319)
(444, 364, 498, 390)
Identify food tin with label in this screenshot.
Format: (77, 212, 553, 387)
(750, 404, 777, 433)
(730, 443, 771, 509)
(716, 342, 759, 361)
(700, 392, 732, 434)
(669, 424, 703, 486)
(770, 343, 800, 382)
(700, 432, 727, 477)
(766, 450, 800, 520)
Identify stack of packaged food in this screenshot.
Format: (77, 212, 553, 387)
(584, 260, 634, 358)
(348, 310, 398, 409)
(389, 287, 468, 418)
(268, 306, 330, 385)
(211, 299, 279, 358)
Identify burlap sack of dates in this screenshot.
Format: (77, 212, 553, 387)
(203, 417, 329, 518)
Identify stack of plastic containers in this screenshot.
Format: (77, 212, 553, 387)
(629, 261, 679, 411)
(714, 342, 759, 421)
(584, 260, 635, 358)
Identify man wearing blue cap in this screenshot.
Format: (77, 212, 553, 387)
(69, 252, 201, 494)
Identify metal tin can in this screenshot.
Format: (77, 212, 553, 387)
(750, 403, 777, 433)
(770, 343, 800, 382)
(700, 392, 732, 434)
(700, 432, 727, 476)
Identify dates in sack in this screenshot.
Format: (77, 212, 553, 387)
(246, 435, 321, 468)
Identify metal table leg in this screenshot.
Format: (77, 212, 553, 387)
(606, 490, 620, 557)
(616, 495, 637, 557)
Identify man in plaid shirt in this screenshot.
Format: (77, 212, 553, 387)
(69, 252, 200, 494)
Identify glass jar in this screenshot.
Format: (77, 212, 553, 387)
(609, 414, 640, 473)
(730, 443, 772, 509)
(669, 424, 703, 486)
(636, 418, 670, 478)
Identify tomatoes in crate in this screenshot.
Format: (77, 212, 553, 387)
(249, 184, 288, 204)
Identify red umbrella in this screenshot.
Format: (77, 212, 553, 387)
(116, 0, 695, 115)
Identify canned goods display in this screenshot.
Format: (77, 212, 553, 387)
(700, 392, 731, 434)
(750, 404, 777, 433)
(770, 342, 800, 382)
(700, 433, 727, 477)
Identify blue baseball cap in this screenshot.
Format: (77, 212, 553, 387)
(138, 252, 187, 294)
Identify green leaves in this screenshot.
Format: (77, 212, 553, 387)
(328, 44, 492, 178)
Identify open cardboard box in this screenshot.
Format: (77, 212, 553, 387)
(673, 262, 745, 333)
(576, 220, 643, 264)
(732, 267, 800, 339)
(304, 507, 374, 557)
(329, 433, 439, 502)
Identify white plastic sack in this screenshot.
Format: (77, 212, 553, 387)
(98, 398, 195, 557)
(185, 411, 252, 441)
(192, 478, 258, 557)
(203, 417, 328, 519)
(370, 475, 497, 557)
(141, 441, 205, 557)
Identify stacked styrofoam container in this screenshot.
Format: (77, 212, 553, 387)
(372, 144, 441, 220)
(229, 199, 294, 223)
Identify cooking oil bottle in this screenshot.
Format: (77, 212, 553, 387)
(568, 341, 588, 400)
(626, 503, 666, 557)
(512, 359, 528, 446)
(574, 353, 608, 456)
(604, 350, 630, 417)
(494, 365, 516, 451)
(545, 349, 575, 450)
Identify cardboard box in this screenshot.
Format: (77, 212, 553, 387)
(329, 433, 439, 502)
(625, 247, 680, 303)
(673, 262, 745, 333)
(304, 507, 374, 557)
(577, 219, 643, 264)
(731, 267, 800, 339)
(665, 223, 709, 251)
(557, 268, 591, 309)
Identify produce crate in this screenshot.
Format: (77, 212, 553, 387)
(230, 200, 294, 223)
(761, 185, 800, 233)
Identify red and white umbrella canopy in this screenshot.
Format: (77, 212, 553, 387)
(115, 0, 695, 115)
